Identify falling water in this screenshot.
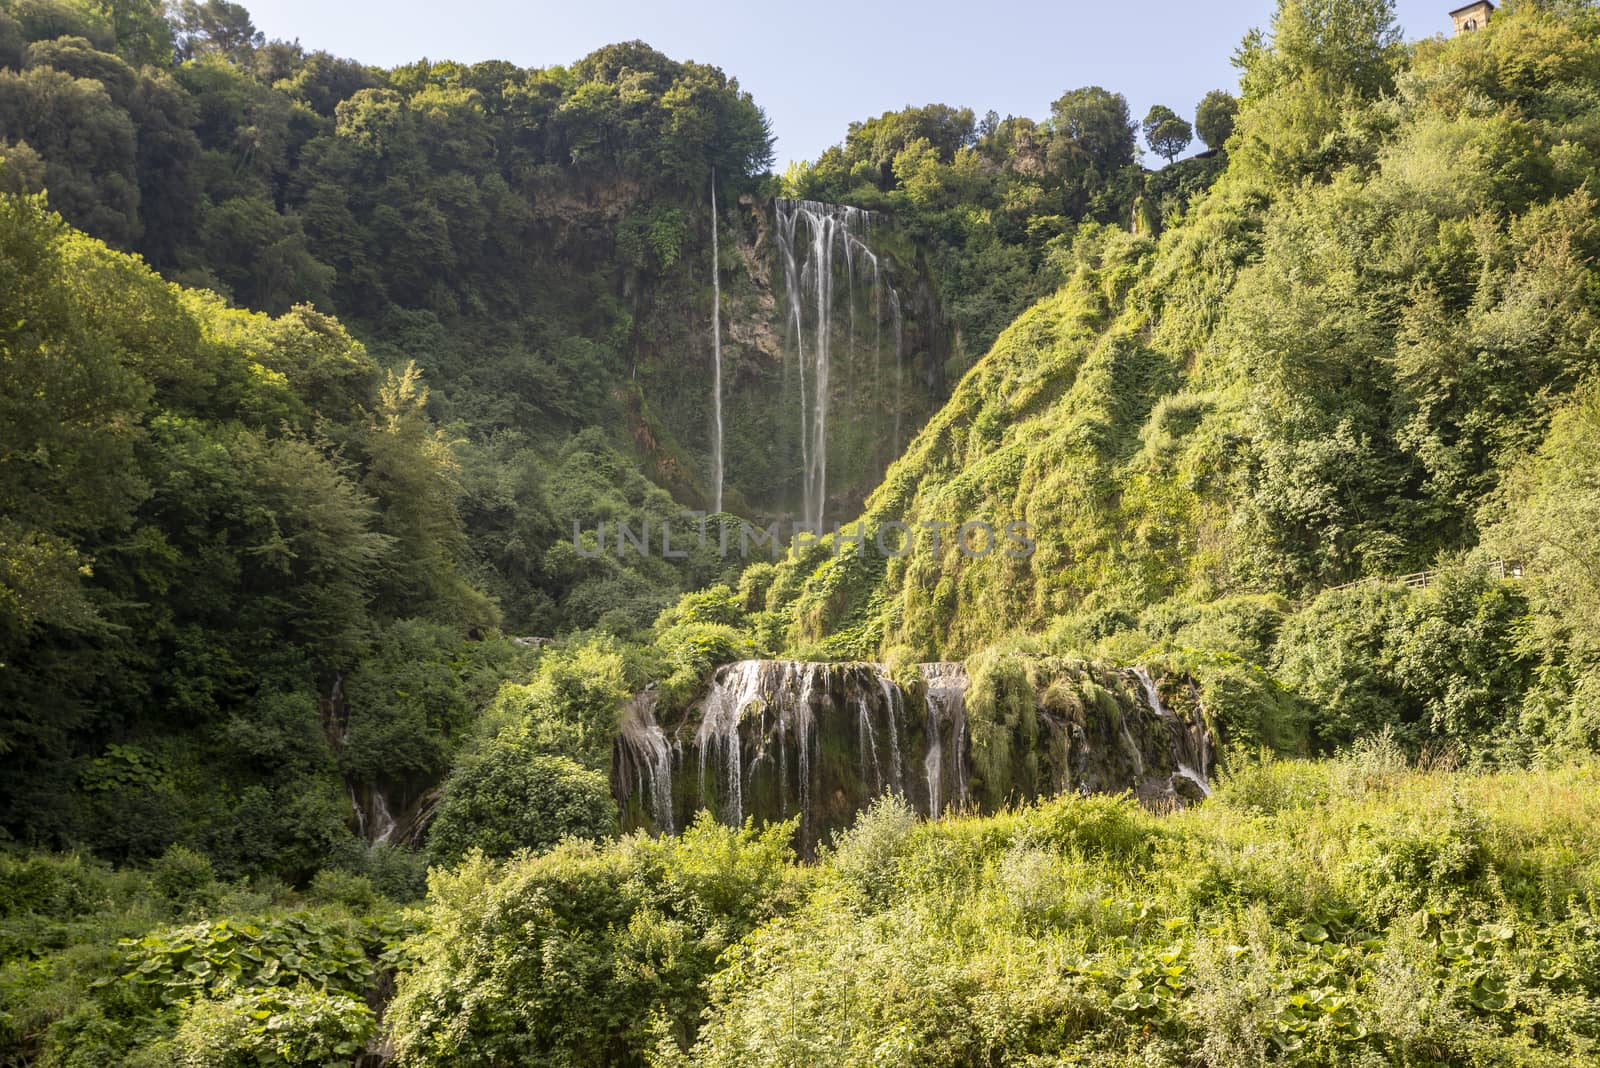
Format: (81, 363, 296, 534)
(1117, 703, 1144, 779)
(794, 665, 817, 830)
(616, 659, 1221, 843)
(920, 662, 970, 816)
(696, 660, 829, 830)
(877, 671, 906, 797)
(709, 171, 724, 514)
(1133, 666, 1212, 797)
(349, 785, 367, 840)
(857, 692, 882, 794)
(619, 692, 676, 833)
(369, 789, 397, 845)
(889, 287, 905, 455)
(774, 200, 901, 531)
(697, 661, 763, 825)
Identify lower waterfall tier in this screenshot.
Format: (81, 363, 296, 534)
(612, 658, 1215, 852)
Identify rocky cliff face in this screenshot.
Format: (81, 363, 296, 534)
(613, 657, 1214, 852)
(632, 197, 949, 527)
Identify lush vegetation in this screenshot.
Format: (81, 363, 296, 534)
(668, 756, 1600, 1067)
(11, 751, 1600, 1065)
(0, 0, 773, 641)
(783, 84, 1229, 377)
(767, 0, 1600, 763)
(6, 0, 1600, 1063)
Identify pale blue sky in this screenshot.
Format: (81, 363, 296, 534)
(243, 0, 1459, 166)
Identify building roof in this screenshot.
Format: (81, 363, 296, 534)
(1448, 0, 1494, 14)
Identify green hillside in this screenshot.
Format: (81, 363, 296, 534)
(764, 1, 1600, 761)
(4, 0, 1600, 1065)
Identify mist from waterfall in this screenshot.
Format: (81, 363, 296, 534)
(774, 199, 901, 531)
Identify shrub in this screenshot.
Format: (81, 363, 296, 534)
(427, 730, 617, 863)
(306, 869, 377, 911)
(171, 985, 375, 1067)
(387, 815, 802, 1067)
(149, 845, 218, 912)
(823, 795, 917, 908)
(1026, 792, 1156, 863)
(470, 639, 631, 769)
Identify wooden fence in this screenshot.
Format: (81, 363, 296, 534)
(1324, 558, 1524, 596)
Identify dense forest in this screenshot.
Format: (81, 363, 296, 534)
(5, 0, 1600, 1064)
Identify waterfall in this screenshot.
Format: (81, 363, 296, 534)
(619, 692, 675, 833)
(349, 785, 367, 840)
(856, 691, 882, 794)
(876, 671, 906, 797)
(774, 199, 901, 530)
(1117, 704, 1144, 779)
(794, 665, 817, 831)
(620, 659, 1221, 846)
(369, 789, 397, 845)
(709, 171, 724, 514)
(696, 659, 829, 830)
(1133, 666, 1212, 797)
(920, 662, 970, 816)
(890, 287, 904, 456)
(697, 661, 765, 825)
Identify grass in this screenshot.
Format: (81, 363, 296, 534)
(678, 755, 1600, 1067)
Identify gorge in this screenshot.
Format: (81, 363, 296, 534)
(11, 3, 1600, 1063)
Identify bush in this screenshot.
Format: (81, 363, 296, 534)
(469, 639, 631, 769)
(1274, 583, 1419, 750)
(427, 729, 617, 863)
(171, 985, 375, 1067)
(306, 869, 377, 911)
(1027, 792, 1156, 863)
(149, 845, 218, 912)
(823, 795, 917, 908)
(387, 814, 802, 1067)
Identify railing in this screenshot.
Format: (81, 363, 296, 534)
(1324, 558, 1524, 596)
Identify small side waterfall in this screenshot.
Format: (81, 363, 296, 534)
(877, 672, 906, 797)
(857, 691, 882, 794)
(889, 287, 904, 455)
(921, 662, 970, 815)
(619, 692, 676, 833)
(1133, 666, 1212, 797)
(369, 789, 397, 845)
(774, 200, 901, 531)
(349, 785, 367, 840)
(709, 170, 724, 514)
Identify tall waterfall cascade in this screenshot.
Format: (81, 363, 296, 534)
(709, 172, 724, 514)
(774, 200, 903, 531)
(612, 659, 1218, 850)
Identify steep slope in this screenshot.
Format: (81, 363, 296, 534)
(0, 16, 954, 633)
(0, 188, 519, 866)
(769, 6, 1600, 666)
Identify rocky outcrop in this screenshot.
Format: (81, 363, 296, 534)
(613, 657, 1214, 852)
